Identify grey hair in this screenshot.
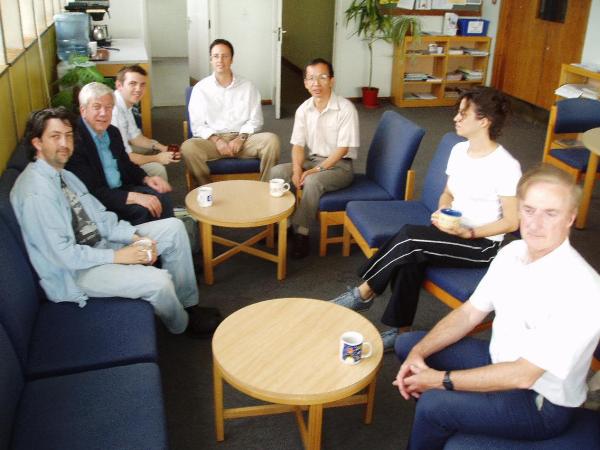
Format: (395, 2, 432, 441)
(78, 82, 114, 107)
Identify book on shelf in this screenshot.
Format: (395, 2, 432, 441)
(448, 48, 464, 55)
(458, 67, 483, 80)
(554, 84, 599, 100)
(404, 92, 438, 100)
(426, 76, 442, 83)
(461, 47, 489, 56)
(446, 70, 463, 81)
(555, 138, 584, 147)
(404, 72, 429, 81)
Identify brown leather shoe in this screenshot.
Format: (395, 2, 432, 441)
(291, 234, 310, 259)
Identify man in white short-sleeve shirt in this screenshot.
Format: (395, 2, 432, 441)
(270, 58, 359, 259)
(393, 165, 600, 449)
(180, 39, 280, 186)
(111, 65, 177, 181)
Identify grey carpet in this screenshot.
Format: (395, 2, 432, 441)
(151, 95, 600, 450)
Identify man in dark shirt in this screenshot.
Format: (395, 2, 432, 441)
(66, 82, 173, 225)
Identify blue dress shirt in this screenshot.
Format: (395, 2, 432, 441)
(83, 120, 122, 189)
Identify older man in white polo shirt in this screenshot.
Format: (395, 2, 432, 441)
(270, 58, 360, 259)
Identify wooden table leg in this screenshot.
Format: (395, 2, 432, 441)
(576, 152, 598, 229)
(364, 377, 378, 424)
(277, 218, 288, 280)
(266, 223, 275, 248)
(201, 222, 214, 285)
(307, 404, 323, 450)
(213, 359, 225, 441)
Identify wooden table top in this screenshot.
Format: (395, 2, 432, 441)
(582, 128, 600, 155)
(185, 180, 295, 228)
(212, 298, 383, 406)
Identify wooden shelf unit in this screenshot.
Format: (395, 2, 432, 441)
(555, 63, 600, 101)
(391, 35, 491, 108)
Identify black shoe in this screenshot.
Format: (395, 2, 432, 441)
(186, 305, 221, 318)
(291, 234, 310, 259)
(186, 307, 223, 338)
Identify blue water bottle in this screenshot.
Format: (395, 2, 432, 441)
(55, 13, 90, 61)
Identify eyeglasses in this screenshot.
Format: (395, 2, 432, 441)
(304, 74, 331, 84)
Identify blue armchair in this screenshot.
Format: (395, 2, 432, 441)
(318, 110, 424, 256)
(182, 85, 261, 190)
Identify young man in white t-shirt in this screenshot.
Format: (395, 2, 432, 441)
(111, 65, 179, 181)
(393, 165, 600, 449)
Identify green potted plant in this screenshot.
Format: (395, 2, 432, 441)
(345, 0, 421, 108)
(51, 55, 115, 114)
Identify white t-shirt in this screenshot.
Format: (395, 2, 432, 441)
(188, 73, 263, 140)
(470, 239, 600, 407)
(290, 92, 360, 159)
(446, 141, 521, 241)
(111, 90, 142, 155)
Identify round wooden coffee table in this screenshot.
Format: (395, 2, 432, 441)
(185, 180, 295, 284)
(212, 298, 383, 450)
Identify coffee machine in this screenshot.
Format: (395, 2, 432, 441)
(64, 1, 111, 46)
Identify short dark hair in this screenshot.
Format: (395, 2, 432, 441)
(209, 39, 234, 57)
(116, 64, 148, 83)
(457, 86, 510, 140)
(304, 58, 334, 78)
(24, 107, 76, 161)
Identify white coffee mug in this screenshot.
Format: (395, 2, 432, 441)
(197, 186, 213, 207)
(339, 331, 372, 365)
(134, 238, 153, 263)
(269, 178, 291, 197)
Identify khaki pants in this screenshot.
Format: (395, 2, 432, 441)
(269, 157, 353, 235)
(181, 132, 280, 186)
(131, 145, 168, 181)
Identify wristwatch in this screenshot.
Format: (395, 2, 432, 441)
(443, 370, 454, 391)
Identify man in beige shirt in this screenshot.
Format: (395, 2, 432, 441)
(270, 58, 359, 259)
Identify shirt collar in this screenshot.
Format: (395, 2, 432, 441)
(210, 72, 237, 89)
(519, 237, 572, 266)
(308, 91, 340, 113)
(114, 90, 132, 111)
(83, 118, 109, 144)
(33, 158, 63, 182)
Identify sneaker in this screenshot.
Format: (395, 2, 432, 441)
(380, 328, 399, 352)
(331, 287, 373, 312)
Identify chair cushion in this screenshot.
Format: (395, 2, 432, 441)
(366, 110, 424, 199)
(346, 200, 431, 248)
(7, 141, 31, 172)
(12, 363, 168, 450)
(425, 266, 488, 302)
(444, 408, 600, 449)
(554, 98, 600, 134)
(0, 324, 24, 450)
(319, 174, 392, 211)
(549, 147, 600, 172)
(27, 298, 157, 379)
(421, 133, 465, 212)
(0, 169, 27, 249)
(207, 157, 261, 174)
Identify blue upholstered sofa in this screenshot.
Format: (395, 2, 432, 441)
(0, 147, 168, 449)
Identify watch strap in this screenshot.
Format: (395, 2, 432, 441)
(443, 370, 454, 391)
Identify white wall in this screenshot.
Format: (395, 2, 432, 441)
(148, 0, 187, 57)
(187, 0, 210, 81)
(582, 0, 600, 65)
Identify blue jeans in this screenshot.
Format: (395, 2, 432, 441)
(75, 218, 198, 334)
(395, 332, 575, 450)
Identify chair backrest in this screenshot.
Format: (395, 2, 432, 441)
(185, 85, 194, 139)
(0, 217, 42, 369)
(421, 132, 466, 213)
(0, 322, 24, 450)
(366, 111, 425, 200)
(554, 98, 600, 134)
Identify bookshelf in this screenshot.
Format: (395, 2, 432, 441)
(391, 35, 491, 107)
(555, 63, 600, 102)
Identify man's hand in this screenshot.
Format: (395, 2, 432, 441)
(215, 137, 234, 157)
(145, 176, 172, 193)
(392, 351, 429, 400)
(228, 137, 244, 155)
(155, 151, 179, 166)
(291, 168, 303, 189)
(127, 191, 163, 218)
(299, 167, 319, 186)
(113, 241, 157, 265)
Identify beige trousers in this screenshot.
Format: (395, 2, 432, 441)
(181, 132, 280, 186)
(131, 145, 168, 181)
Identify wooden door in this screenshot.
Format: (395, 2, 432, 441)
(492, 0, 591, 110)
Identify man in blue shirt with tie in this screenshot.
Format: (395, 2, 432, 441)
(66, 82, 173, 225)
(10, 107, 221, 336)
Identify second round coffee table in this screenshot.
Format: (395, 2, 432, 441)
(212, 298, 384, 450)
(185, 180, 295, 284)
